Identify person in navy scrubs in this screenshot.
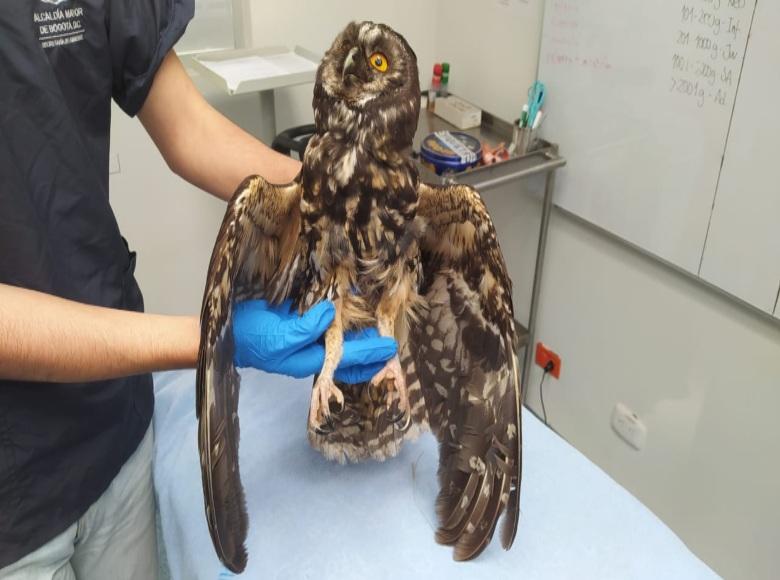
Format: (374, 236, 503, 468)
(0, 2, 395, 578)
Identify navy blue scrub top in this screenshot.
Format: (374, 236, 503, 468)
(0, 0, 193, 567)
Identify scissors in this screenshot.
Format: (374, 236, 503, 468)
(527, 81, 546, 128)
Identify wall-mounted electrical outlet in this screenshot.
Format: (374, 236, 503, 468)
(535, 342, 562, 379)
(611, 403, 647, 450)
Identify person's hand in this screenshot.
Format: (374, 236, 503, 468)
(232, 299, 396, 384)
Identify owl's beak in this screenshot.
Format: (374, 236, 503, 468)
(342, 47, 366, 82)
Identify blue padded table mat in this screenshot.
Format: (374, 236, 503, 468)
(152, 369, 719, 580)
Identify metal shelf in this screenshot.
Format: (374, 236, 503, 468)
(514, 319, 531, 350)
(412, 105, 565, 190)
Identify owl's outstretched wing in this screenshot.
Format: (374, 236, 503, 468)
(197, 175, 303, 573)
(409, 182, 522, 561)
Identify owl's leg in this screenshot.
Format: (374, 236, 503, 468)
(308, 299, 345, 435)
(370, 295, 410, 426)
(370, 354, 407, 424)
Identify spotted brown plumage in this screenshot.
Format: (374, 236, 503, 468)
(197, 21, 521, 573)
(412, 182, 522, 559)
(197, 177, 303, 572)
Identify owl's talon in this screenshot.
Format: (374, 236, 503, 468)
(315, 419, 335, 436)
(396, 411, 412, 432)
(329, 398, 345, 415)
(309, 377, 345, 435)
(370, 355, 410, 418)
(386, 408, 406, 425)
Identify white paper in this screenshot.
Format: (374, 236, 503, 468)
(265, 52, 319, 75)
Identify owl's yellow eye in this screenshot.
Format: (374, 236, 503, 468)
(369, 52, 389, 73)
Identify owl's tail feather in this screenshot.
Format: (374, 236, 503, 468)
(308, 352, 428, 463)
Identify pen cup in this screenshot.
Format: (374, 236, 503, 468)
(512, 121, 535, 156)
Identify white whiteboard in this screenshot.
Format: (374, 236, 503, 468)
(698, 0, 780, 315)
(539, 0, 756, 274)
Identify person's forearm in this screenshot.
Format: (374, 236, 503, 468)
(0, 283, 199, 383)
(139, 52, 301, 200)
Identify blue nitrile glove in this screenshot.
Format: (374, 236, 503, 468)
(232, 299, 397, 384)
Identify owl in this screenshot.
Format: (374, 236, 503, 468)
(197, 21, 522, 573)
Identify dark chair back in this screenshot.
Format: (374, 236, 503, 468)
(271, 124, 316, 159)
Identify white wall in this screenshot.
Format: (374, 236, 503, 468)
(108, 1, 780, 578)
(508, 197, 780, 580)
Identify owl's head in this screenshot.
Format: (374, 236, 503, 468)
(313, 21, 421, 148)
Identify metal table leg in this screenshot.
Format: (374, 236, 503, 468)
(522, 170, 556, 402)
(258, 89, 277, 146)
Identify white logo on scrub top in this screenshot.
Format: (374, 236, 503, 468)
(34, 0, 86, 49)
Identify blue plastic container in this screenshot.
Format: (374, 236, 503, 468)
(420, 131, 482, 175)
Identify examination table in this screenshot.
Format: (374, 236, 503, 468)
(152, 369, 719, 579)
